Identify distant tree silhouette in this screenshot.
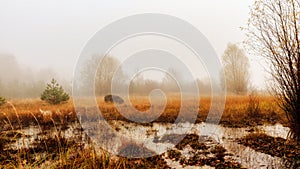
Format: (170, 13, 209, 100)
(81, 55, 125, 96)
(221, 43, 249, 95)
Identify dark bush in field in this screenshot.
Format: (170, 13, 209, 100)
(104, 94, 124, 104)
(41, 79, 69, 104)
(0, 96, 5, 106)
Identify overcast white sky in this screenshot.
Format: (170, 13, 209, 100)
(0, 0, 267, 89)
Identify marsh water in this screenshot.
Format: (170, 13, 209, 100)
(5, 121, 290, 169)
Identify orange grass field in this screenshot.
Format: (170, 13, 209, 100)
(0, 95, 288, 131)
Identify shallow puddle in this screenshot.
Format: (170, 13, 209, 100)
(7, 121, 291, 169)
(109, 121, 289, 168)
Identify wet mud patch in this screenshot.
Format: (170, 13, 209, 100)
(237, 133, 300, 168)
(120, 155, 171, 169)
(153, 134, 185, 144)
(164, 134, 243, 168)
(118, 142, 157, 158)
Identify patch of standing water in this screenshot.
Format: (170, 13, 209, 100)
(257, 123, 290, 138)
(111, 121, 290, 168)
(7, 123, 89, 150)
(7, 127, 40, 150)
(9, 121, 290, 169)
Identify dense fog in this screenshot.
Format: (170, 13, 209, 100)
(0, 54, 71, 98)
(0, 54, 215, 99)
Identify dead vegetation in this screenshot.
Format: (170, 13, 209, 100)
(0, 95, 287, 131)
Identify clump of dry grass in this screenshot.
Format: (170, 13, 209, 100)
(0, 99, 76, 131)
(1, 137, 128, 169)
(0, 131, 169, 169)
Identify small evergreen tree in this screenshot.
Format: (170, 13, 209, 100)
(41, 79, 70, 104)
(0, 96, 5, 106)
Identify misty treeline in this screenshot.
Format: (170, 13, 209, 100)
(0, 54, 71, 98)
(78, 55, 215, 96)
(1, 49, 249, 99)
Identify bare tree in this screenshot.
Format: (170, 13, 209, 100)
(246, 0, 300, 140)
(221, 43, 249, 94)
(95, 56, 125, 95)
(81, 55, 125, 96)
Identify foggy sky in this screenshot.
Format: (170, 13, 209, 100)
(0, 0, 266, 89)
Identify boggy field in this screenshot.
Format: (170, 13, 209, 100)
(0, 95, 299, 169)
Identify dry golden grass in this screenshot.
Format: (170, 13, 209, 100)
(219, 95, 286, 127)
(0, 94, 288, 130)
